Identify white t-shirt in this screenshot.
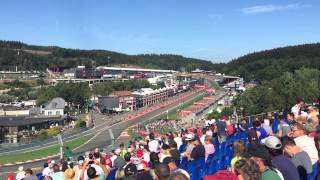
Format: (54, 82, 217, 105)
(16, 171, 25, 180)
(174, 137, 182, 149)
(148, 139, 160, 153)
(42, 167, 53, 176)
(294, 135, 319, 164)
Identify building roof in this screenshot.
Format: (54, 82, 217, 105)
(0, 115, 62, 126)
(97, 66, 177, 73)
(111, 91, 132, 97)
(43, 97, 66, 110)
(0, 105, 30, 111)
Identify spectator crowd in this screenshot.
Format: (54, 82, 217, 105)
(12, 98, 320, 180)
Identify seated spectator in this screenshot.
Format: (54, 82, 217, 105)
(124, 163, 138, 179)
(168, 171, 190, 180)
(246, 144, 282, 180)
(234, 159, 261, 180)
(163, 157, 190, 179)
(282, 137, 312, 179)
(24, 169, 38, 180)
(203, 135, 215, 161)
(154, 163, 171, 180)
(262, 136, 300, 180)
(290, 122, 319, 165)
(231, 140, 245, 169)
(86, 167, 99, 180)
(64, 168, 75, 180)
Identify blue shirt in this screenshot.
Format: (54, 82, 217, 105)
(272, 155, 300, 180)
(257, 127, 268, 142)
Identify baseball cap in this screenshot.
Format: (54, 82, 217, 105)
(261, 136, 282, 150)
(185, 134, 194, 141)
(125, 163, 137, 176)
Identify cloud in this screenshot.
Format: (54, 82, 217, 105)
(241, 3, 310, 14)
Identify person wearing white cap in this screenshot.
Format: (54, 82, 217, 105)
(262, 136, 300, 180)
(16, 166, 25, 180)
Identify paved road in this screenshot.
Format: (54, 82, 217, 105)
(0, 89, 206, 176)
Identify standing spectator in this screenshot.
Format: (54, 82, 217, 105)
(148, 133, 160, 153)
(290, 123, 319, 165)
(74, 156, 85, 180)
(248, 120, 268, 144)
(231, 140, 245, 169)
(15, 166, 25, 180)
(216, 118, 227, 143)
(64, 168, 75, 180)
(24, 169, 38, 180)
(262, 136, 300, 180)
(282, 137, 312, 179)
(173, 133, 182, 150)
(113, 149, 126, 169)
(277, 116, 291, 138)
(168, 140, 181, 163)
(262, 119, 272, 135)
(189, 138, 205, 161)
(203, 135, 215, 161)
(239, 119, 248, 132)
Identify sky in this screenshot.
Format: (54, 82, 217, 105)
(0, 0, 319, 63)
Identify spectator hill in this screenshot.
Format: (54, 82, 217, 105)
(0, 40, 214, 72)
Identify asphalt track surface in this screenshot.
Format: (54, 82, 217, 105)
(0, 89, 206, 176)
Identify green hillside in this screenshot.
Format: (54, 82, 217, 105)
(0, 40, 213, 71)
(215, 43, 320, 82)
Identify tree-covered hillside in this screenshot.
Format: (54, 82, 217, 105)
(0, 40, 214, 71)
(216, 43, 320, 82)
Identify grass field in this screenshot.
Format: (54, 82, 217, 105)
(0, 135, 90, 164)
(164, 93, 207, 120)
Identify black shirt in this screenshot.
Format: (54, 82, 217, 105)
(190, 144, 205, 160)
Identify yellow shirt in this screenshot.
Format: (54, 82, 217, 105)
(231, 156, 243, 168)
